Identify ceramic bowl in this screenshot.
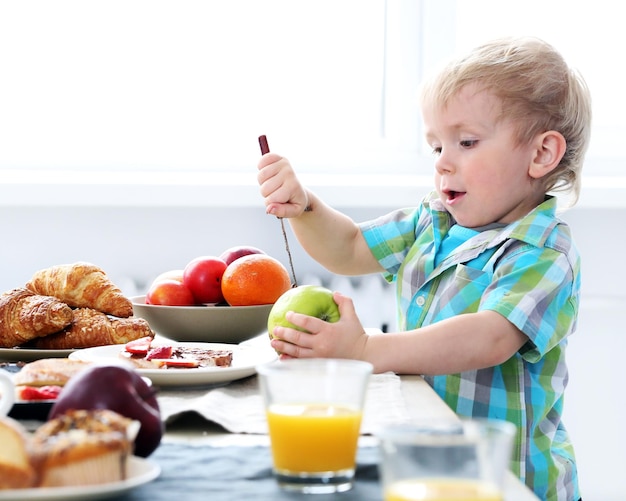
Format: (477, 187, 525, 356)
(130, 296, 272, 344)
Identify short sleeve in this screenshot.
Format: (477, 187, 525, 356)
(479, 243, 579, 361)
(359, 207, 423, 280)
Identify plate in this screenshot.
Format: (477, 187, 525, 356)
(0, 456, 160, 500)
(0, 347, 75, 362)
(69, 342, 278, 387)
(8, 400, 54, 421)
(0, 363, 50, 420)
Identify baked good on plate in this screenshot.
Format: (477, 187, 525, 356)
(26, 262, 133, 318)
(0, 416, 35, 489)
(0, 288, 73, 348)
(31, 409, 139, 487)
(33, 308, 154, 350)
(13, 358, 92, 401)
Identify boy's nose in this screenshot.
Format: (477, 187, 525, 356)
(434, 151, 454, 174)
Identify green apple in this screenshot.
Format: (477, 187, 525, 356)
(267, 285, 340, 341)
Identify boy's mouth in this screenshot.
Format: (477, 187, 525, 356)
(442, 189, 466, 204)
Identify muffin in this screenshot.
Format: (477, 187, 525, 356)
(0, 417, 35, 489)
(31, 409, 139, 487)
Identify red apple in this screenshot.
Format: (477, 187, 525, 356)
(49, 364, 163, 458)
(146, 279, 195, 306)
(151, 269, 184, 285)
(219, 245, 265, 266)
(183, 256, 228, 304)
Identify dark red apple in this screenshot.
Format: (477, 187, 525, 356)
(49, 364, 163, 458)
(219, 245, 265, 266)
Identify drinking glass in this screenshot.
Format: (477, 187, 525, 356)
(257, 358, 373, 494)
(377, 419, 516, 501)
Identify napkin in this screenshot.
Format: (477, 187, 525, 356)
(157, 371, 408, 435)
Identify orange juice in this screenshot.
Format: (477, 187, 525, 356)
(384, 478, 503, 501)
(266, 403, 362, 473)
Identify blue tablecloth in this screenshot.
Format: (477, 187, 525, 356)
(121, 443, 382, 501)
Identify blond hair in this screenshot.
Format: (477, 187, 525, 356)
(420, 37, 592, 205)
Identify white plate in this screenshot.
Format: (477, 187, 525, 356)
(0, 347, 75, 362)
(0, 456, 159, 501)
(69, 342, 277, 387)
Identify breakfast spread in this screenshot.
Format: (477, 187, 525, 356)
(0, 260, 240, 494)
(0, 262, 154, 350)
(121, 337, 233, 369)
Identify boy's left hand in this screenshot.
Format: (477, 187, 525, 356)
(269, 292, 368, 361)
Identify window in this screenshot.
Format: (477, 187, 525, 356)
(450, 0, 625, 207)
(0, 1, 621, 207)
(0, 0, 422, 176)
(452, 0, 622, 173)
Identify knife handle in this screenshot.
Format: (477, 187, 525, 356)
(258, 135, 270, 155)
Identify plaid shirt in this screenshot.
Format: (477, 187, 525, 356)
(359, 192, 580, 501)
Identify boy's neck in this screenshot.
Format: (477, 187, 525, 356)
(458, 221, 508, 232)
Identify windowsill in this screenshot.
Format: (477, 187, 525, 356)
(0, 171, 624, 209)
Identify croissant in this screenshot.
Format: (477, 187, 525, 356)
(26, 262, 133, 318)
(0, 288, 73, 348)
(33, 308, 155, 350)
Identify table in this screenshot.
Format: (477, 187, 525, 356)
(3, 352, 539, 500)
(160, 374, 539, 501)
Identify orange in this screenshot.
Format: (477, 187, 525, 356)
(221, 254, 292, 306)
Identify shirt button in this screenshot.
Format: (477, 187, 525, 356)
(415, 296, 425, 306)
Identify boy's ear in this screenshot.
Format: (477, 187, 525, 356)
(528, 130, 567, 179)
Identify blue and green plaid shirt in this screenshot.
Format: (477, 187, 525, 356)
(359, 192, 580, 501)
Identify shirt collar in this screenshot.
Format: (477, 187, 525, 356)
(425, 192, 559, 249)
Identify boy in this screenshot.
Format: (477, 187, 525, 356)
(257, 37, 590, 501)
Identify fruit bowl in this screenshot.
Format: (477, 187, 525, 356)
(130, 295, 272, 344)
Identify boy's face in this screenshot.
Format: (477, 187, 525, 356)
(422, 84, 544, 228)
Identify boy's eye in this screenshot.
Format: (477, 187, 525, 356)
(460, 139, 478, 148)
(431, 146, 442, 155)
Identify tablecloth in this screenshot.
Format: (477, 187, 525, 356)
(120, 443, 383, 501)
(156, 371, 409, 435)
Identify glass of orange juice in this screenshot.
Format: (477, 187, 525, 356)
(257, 358, 372, 494)
(377, 419, 516, 501)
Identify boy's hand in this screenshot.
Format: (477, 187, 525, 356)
(269, 292, 369, 361)
(257, 153, 310, 218)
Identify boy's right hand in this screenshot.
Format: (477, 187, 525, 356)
(257, 153, 310, 218)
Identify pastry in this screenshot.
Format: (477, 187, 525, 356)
(33, 308, 154, 350)
(13, 358, 92, 401)
(26, 262, 133, 318)
(31, 409, 139, 487)
(0, 417, 35, 489)
(0, 288, 73, 348)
